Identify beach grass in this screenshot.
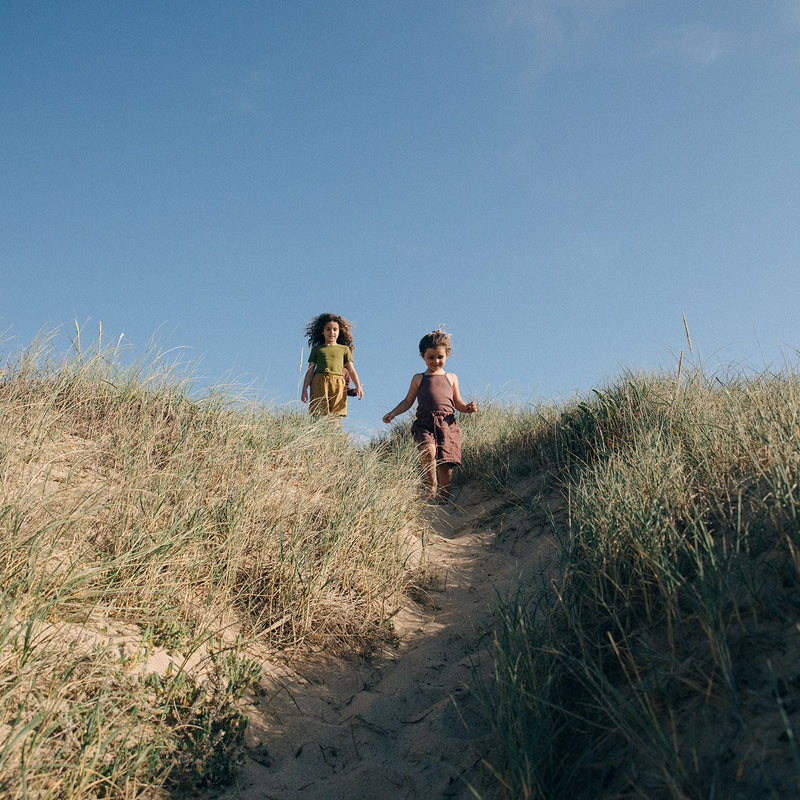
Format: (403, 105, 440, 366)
(0, 328, 425, 797)
(4, 324, 800, 798)
(460, 361, 800, 798)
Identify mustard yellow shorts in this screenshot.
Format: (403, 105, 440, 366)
(309, 372, 347, 417)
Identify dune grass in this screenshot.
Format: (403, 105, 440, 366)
(6, 324, 800, 798)
(0, 328, 425, 798)
(460, 363, 800, 798)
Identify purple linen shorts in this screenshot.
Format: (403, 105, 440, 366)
(411, 412, 462, 465)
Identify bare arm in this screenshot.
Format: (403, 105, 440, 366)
(382, 374, 422, 423)
(346, 362, 364, 399)
(301, 363, 315, 403)
(448, 373, 477, 414)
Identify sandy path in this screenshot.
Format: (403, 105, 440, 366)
(216, 483, 558, 800)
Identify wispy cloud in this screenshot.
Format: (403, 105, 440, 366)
(476, 0, 636, 80)
(213, 68, 271, 119)
(647, 2, 800, 70)
(492, 0, 633, 38)
(778, 0, 800, 31)
(650, 23, 733, 68)
(770, 0, 800, 64)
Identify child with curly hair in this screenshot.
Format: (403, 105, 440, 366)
(383, 328, 476, 503)
(301, 313, 363, 418)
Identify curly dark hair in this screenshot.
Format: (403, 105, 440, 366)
(418, 327, 452, 355)
(304, 313, 356, 350)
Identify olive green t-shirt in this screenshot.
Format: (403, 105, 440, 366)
(308, 344, 353, 376)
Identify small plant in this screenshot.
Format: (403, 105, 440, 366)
(144, 644, 261, 789)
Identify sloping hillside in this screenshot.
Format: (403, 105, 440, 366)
(0, 343, 425, 798)
(3, 341, 800, 799)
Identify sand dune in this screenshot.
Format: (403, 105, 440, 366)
(215, 482, 560, 800)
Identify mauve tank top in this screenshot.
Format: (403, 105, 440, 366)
(416, 373, 455, 416)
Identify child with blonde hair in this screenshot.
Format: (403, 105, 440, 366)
(301, 313, 363, 418)
(383, 328, 476, 503)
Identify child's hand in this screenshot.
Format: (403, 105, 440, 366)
(301, 390, 308, 404)
(382, 413, 393, 424)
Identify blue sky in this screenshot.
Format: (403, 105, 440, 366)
(3, 1, 799, 439)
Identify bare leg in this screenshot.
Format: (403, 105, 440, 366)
(437, 463, 454, 504)
(418, 442, 437, 499)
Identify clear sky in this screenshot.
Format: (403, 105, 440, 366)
(3, 1, 799, 439)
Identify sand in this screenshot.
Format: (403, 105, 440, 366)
(214, 482, 559, 800)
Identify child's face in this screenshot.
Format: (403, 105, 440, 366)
(323, 321, 340, 345)
(421, 346, 448, 372)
